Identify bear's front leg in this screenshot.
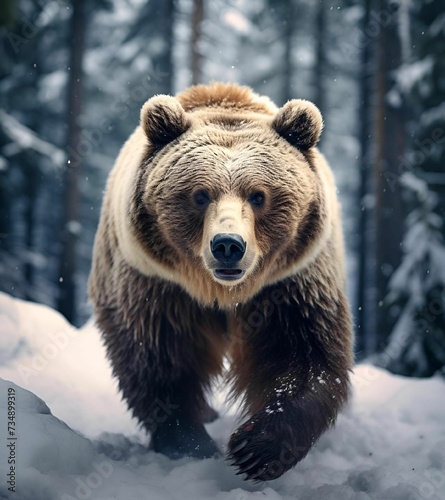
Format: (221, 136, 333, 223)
(227, 278, 353, 481)
(94, 271, 227, 459)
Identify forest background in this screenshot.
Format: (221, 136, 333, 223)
(1, 0, 444, 378)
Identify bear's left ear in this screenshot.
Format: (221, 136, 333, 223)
(272, 99, 323, 150)
(140, 95, 191, 147)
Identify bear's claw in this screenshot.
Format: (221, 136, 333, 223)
(235, 452, 253, 465)
(227, 412, 303, 482)
(241, 458, 261, 472)
(229, 439, 248, 454)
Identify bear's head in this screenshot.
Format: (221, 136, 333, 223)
(130, 84, 331, 307)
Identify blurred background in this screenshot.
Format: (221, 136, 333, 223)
(0, 0, 444, 378)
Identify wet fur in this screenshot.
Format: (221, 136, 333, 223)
(89, 83, 353, 480)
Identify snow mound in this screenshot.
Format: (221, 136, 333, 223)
(0, 292, 445, 500)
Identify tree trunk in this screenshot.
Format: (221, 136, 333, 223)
(314, 0, 326, 118)
(373, 0, 405, 351)
(57, 0, 86, 323)
(159, 0, 174, 94)
(24, 58, 43, 301)
(0, 154, 11, 253)
(191, 0, 204, 85)
(356, 0, 372, 357)
(23, 161, 38, 299)
(281, 0, 295, 104)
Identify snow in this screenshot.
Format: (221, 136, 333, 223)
(1, 292, 445, 500)
(223, 9, 252, 34)
(396, 57, 434, 95)
(429, 12, 445, 37)
(420, 102, 445, 128)
(37, 70, 67, 105)
(0, 110, 65, 168)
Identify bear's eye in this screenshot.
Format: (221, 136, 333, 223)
(193, 189, 211, 208)
(249, 191, 265, 207)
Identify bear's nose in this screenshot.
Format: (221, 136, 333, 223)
(211, 233, 246, 263)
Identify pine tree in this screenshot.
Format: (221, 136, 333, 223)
(411, 0, 445, 217)
(191, 0, 204, 84)
(376, 0, 445, 376)
(355, 0, 372, 357)
(378, 174, 445, 376)
(373, 0, 405, 351)
(57, 0, 87, 322)
(0, 0, 70, 304)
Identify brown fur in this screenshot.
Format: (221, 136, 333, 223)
(176, 82, 276, 114)
(89, 82, 354, 480)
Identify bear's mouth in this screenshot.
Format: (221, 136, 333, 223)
(214, 268, 245, 281)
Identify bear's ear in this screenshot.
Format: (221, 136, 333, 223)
(140, 95, 191, 147)
(272, 99, 323, 150)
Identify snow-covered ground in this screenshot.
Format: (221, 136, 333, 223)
(0, 292, 444, 500)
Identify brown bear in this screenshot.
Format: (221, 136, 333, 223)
(89, 82, 354, 482)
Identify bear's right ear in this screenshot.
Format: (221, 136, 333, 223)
(140, 95, 191, 147)
(272, 99, 323, 150)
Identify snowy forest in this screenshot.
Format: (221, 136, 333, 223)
(1, 0, 445, 379)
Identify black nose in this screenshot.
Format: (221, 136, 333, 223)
(211, 233, 246, 263)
